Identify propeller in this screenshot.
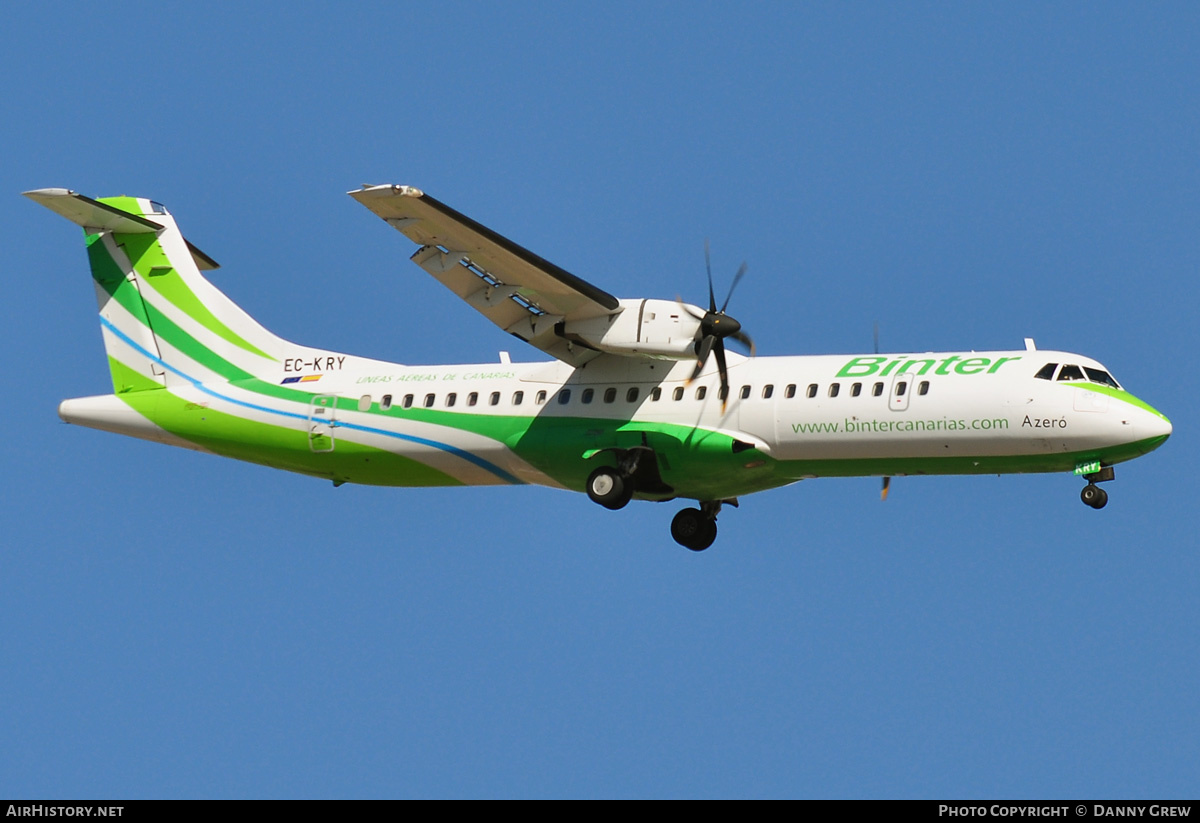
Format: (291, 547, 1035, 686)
(681, 241, 756, 411)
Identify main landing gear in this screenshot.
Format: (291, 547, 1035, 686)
(586, 465, 633, 510)
(585, 455, 726, 551)
(670, 502, 723, 552)
(1080, 465, 1115, 510)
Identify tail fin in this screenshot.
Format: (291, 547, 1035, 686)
(25, 189, 284, 393)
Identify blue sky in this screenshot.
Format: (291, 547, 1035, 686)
(2, 2, 1196, 798)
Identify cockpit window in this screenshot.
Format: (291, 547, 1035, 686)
(1057, 364, 1085, 382)
(1034, 363, 1058, 380)
(149, 201, 169, 215)
(1084, 367, 1121, 389)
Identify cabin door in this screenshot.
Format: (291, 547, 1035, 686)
(888, 372, 914, 412)
(308, 395, 337, 452)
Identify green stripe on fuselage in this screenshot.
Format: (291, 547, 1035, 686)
(114, 385, 462, 487)
(1051, 381, 1170, 421)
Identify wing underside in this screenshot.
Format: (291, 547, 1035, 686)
(349, 184, 621, 366)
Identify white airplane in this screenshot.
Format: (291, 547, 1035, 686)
(26, 185, 1172, 550)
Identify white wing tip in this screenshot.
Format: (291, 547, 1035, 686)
(349, 184, 424, 198)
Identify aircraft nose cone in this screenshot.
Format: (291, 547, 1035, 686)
(1136, 403, 1172, 454)
(1148, 410, 1172, 441)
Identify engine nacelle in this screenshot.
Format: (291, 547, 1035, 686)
(560, 298, 703, 360)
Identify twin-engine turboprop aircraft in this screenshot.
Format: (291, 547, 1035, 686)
(26, 185, 1171, 550)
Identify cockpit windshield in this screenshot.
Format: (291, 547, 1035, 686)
(1033, 362, 1121, 389)
(1083, 367, 1121, 389)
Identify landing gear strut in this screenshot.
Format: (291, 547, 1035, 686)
(1080, 465, 1114, 510)
(671, 501, 723, 552)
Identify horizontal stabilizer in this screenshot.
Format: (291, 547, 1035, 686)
(184, 238, 220, 270)
(23, 188, 162, 233)
(24, 188, 220, 270)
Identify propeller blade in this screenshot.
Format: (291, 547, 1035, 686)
(704, 239, 716, 312)
(677, 298, 706, 322)
(730, 329, 756, 356)
(720, 262, 748, 313)
(714, 340, 729, 412)
(881, 476, 891, 501)
(688, 334, 714, 383)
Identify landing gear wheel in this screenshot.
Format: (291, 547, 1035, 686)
(1081, 483, 1108, 509)
(671, 507, 718, 551)
(587, 466, 633, 510)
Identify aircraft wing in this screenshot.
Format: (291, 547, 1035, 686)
(350, 184, 620, 366)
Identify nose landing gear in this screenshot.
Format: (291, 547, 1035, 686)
(1079, 465, 1115, 510)
(1081, 483, 1108, 509)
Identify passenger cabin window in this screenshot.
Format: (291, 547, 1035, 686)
(718, 386, 729, 401)
(512, 391, 523, 406)
(740, 385, 751, 400)
(446, 392, 457, 407)
(604, 388, 617, 404)
(807, 384, 818, 398)
(828, 383, 840, 398)
(1057, 364, 1085, 382)
(872, 382, 884, 397)
(785, 384, 796, 399)
(626, 387, 639, 403)
(403, 394, 414, 409)
(424, 393, 435, 408)
(895, 381, 907, 397)
(557, 389, 570, 405)
(651, 387, 662, 401)
(536, 390, 547, 405)
(851, 383, 862, 397)
(1034, 363, 1058, 380)
(762, 384, 774, 399)
(358, 394, 372, 412)
(381, 394, 393, 410)
(468, 392, 479, 407)
(490, 391, 501, 406)
(581, 388, 595, 404)
(673, 386, 684, 401)
(695, 386, 707, 400)
(918, 381, 929, 396)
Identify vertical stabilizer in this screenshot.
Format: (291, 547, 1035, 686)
(25, 189, 285, 393)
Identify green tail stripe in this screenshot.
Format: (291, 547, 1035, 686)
(114, 232, 275, 361)
(94, 254, 254, 383)
(108, 356, 163, 394)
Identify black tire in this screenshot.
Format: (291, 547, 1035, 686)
(1081, 484, 1108, 509)
(671, 507, 717, 551)
(586, 466, 632, 510)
